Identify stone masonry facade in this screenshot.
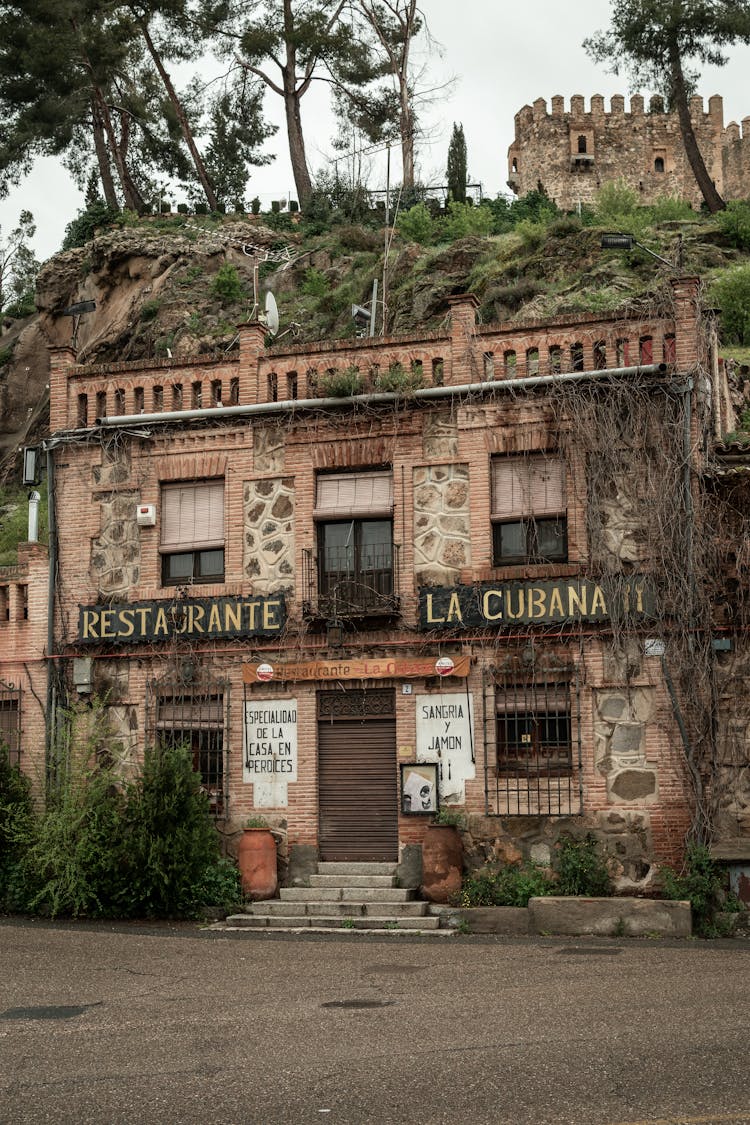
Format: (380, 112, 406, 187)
(508, 94, 750, 210)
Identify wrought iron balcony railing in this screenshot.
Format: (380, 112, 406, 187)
(302, 544, 400, 618)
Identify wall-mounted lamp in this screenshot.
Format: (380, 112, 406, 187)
(601, 232, 682, 270)
(327, 620, 344, 648)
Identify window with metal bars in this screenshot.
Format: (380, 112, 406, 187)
(496, 685, 572, 777)
(488, 675, 580, 817)
(153, 692, 226, 816)
(491, 455, 567, 566)
(0, 683, 21, 767)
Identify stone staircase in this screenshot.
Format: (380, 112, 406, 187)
(222, 861, 444, 933)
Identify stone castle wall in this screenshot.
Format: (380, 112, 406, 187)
(508, 93, 750, 210)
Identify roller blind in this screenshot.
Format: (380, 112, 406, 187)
(492, 457, 565, 519)
(315, 471, 393, 519)
(161, 481, 224, 549)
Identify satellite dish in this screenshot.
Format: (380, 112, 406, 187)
(264, 291, 279, 336)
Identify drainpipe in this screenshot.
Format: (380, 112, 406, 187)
(86, 363, 669, 432)
(43, 443, 58, 795)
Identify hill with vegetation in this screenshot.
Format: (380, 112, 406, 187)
(3, 181, 750, 524)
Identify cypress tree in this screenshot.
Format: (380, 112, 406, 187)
(447, 122, 467, 204)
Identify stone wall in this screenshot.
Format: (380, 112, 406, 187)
(243, 477, 295, 594)
(90, 490, 140, 597)
(413, 464, 471, 585)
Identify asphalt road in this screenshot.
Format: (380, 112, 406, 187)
(1, 919, 750, 1125)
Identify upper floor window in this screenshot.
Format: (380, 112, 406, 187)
(160, 480, 224, 586)
(577, 135, 587, 154)
(314, 470, 394, 613)
(491, 455, 567, 566)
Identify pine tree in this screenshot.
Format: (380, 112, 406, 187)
(585, 0, 750, 213)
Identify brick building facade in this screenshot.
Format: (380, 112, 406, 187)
(16, 277, 744, 890)
(507, 93, 750, 211)
(0, 541, 48, 788)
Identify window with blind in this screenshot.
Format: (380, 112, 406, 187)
(315, 470, 394, 611)
(491, 455, 567, 565)
(160, 480, 225, 585)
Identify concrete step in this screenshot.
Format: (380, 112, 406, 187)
(281, 887, 413, 904)
(316, 862, 397, 876)
(247, 900, 427, 918)
(310, 874, 397, 889)
(223, 914, 441, 931)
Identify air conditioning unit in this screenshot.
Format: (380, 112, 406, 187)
(136, 503, 157, 527)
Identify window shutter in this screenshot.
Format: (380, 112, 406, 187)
(528, 458, 565, 515)
(161, 481, 224, 549)
(315, 471, 393, 519)
(492, 457, 564, 518)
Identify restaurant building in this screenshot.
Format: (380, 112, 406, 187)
(22, 276, 742, 888)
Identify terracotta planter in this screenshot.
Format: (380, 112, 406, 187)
(421, 824, 463, 903)
(238, 828, 278, 900)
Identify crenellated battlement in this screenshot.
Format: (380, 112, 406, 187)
(515, 93, 724, 127)
(508, 92, 750, 211)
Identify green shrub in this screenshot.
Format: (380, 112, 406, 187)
(715, 199, 750, 249)
(6, 707, 224, 920)
(662, 842, 724, 936)
(140, 299, 161, 323)
(195, 202, 209, 216)
(2, 291, 36, 318)
(649, 195, 694, 222)
(710, 265, 750, 345)
(510, 188, 559, 227)
(210, 262, 246, 305)
(319, 366, 364, 397)
(177, 203, 189, 215)
(123, 741, 220, 919)
(0, 750, 35, 912)
(62, 203, 120, 250)
(459, 863, 555, 907)
(373, 361, 424, 394)
(554, 833, 612, 896)
(397, 202, 435, 245)
(595, 179, 641, 221)
(250, 197, 261, 215)
(515, 218, 548, 249)
(442, 200, 493, 240)
(289, 200, 299, 213)
(18, 745, 129, 918)
(195, 857, 242, 914)
(301, 267, 329, 297)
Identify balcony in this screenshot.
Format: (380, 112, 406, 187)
(302, 544, 401, 619)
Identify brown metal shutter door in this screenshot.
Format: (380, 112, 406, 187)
(318, 719, 398, 862)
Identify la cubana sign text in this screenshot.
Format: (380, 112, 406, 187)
(419, 579, 652, 630)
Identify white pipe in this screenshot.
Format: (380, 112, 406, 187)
(91, 363, 669, 430)
(28, 490, 41, 543)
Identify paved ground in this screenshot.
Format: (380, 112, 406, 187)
(2, 918, 750, 1125)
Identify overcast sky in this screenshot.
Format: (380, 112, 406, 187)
(4, 0, 750, 263)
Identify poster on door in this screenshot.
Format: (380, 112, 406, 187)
(415, 692, 475, 804)
(243, 699, 298, 807)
